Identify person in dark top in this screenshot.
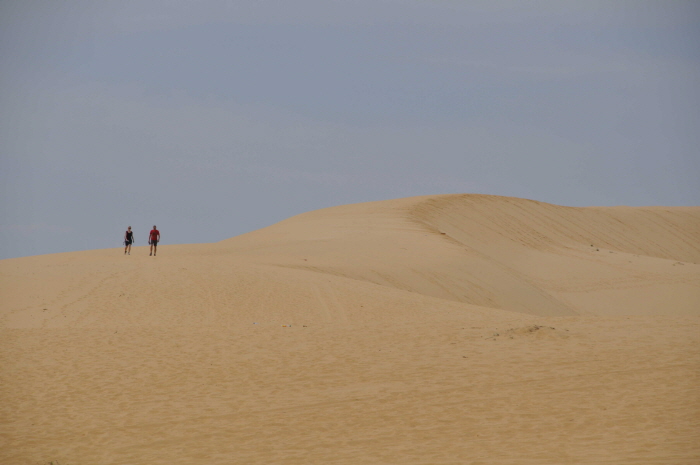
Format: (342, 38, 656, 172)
(149, 225, 160, 256)
(124, 226, 134, 255)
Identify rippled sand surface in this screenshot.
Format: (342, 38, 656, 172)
(2, 194, 699, 464)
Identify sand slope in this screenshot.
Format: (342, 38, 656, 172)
(1, 194, 699, 464)
(219, 194, 700, 317)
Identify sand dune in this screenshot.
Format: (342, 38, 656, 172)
(1, 194, 699, 464)
(219, 194, 700, 317)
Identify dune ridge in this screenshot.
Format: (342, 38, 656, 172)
(217, 194, 700, 317)
(1, 194, 699, 464)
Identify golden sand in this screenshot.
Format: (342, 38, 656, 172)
(1, 194, 699, 464)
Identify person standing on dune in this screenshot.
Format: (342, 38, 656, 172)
(148, 225, 160, 256)
(124, 226, 134, 255)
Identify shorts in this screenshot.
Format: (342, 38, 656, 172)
(150, 240, 158, 246)
(124, 240, 132, 246)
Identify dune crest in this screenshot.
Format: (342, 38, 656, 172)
(219, 194, 700, 317)
(1, 194, 698, 331)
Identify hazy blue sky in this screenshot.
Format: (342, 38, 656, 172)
(1, 1, 699, 259)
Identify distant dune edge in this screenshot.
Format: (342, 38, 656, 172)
(217, 193, 700, 317)
(2, 194, 699, 329)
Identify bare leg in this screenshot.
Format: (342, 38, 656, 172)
(153, 244, 157, 256)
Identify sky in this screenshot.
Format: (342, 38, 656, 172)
(1, 0, 699, 259)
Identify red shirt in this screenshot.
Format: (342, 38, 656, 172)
(149, 229, 160, 241)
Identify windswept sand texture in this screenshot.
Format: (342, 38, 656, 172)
(1, 194, 699, 464)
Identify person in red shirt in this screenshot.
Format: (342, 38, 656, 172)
(148, 225, 160, 256)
